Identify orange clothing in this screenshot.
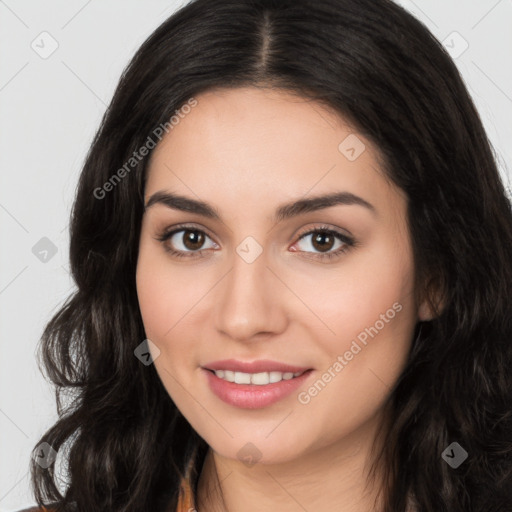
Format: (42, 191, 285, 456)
(176, 471, 196, 511)
(176, 445, 199, 511)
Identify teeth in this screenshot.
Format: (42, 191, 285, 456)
(251, 372, 270, 385)
(213, 369, 304, 385)
(234, 371, 251, 384)
(269, 371, 283, 383)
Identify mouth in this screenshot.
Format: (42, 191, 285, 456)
(202, 365, 314, 409)
(204, 368, 310, 385)
(202, 358, 312, 375)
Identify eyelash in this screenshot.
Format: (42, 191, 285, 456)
(154, 223, 357, 262)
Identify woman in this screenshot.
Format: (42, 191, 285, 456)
(23, 0, 512, 511)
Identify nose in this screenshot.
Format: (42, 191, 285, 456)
(213, 243, 288, 343)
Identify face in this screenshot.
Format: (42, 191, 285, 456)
(136, 86, 426, 465)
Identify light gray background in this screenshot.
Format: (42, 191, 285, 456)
(1, 1, 511, 510)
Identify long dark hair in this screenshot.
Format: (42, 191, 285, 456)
(30, 0, 512, 510)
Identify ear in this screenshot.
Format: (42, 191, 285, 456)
(417, 283, 445, 321)
(418, 299, 435, 321)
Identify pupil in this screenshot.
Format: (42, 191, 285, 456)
(184, 230, 204, 250)
(312, 232, 333, 252)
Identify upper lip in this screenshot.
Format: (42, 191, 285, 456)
(203, 359, 312, 374)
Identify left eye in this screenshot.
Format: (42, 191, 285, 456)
(293, 228, 354, 258)
(299, 230, 342, 252)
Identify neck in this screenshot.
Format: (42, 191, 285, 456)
(196, 409, 390, 512)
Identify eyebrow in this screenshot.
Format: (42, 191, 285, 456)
(144, 190, 376, 223)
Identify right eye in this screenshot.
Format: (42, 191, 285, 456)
(155, 225, 218, 258)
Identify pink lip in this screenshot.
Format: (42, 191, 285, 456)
(202, 367, 314, 409)
(203, 359, 311, 374)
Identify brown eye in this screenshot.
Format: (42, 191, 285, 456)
(295, 228, 351, 256)
(291, 225, 357, 262)
(156, 226, 218, 258)
(311, 231, 336, 252)
(181, 230, 205, 251)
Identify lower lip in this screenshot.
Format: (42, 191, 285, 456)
(202, 368, 313, 409)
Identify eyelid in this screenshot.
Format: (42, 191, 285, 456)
(156, 222, 217, 242)
(290, 224, 356, 256)
(156, 222, 353, 242)
(155, 221, 357, 260)
(294, 223, 354, 241)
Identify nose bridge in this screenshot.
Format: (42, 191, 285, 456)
(214, 237, 285, 340)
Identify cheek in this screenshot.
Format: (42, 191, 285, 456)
(297, 241, 416, 395)
(294, 239, 415, 347)
(136, 239, 201, 341)
(297, 243, 416, 421)
(135, 246, 200, 403)
(136, 255, 170, 342)
(135, 239, 212, 388)
(292, 297, 416, 453)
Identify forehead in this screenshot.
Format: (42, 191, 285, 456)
(145, 86, 405, 220)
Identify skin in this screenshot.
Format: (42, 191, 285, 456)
(136, 86, 434, 511)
